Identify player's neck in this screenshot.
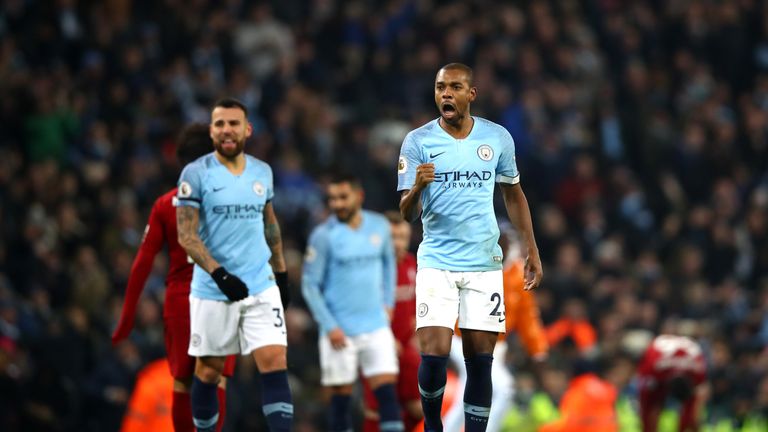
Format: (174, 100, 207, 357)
(439, 115, 474, 140)
(345, 210, 363, 229)
(215, 151, 246, 175)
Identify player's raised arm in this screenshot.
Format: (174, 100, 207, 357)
(399, 163, 434, 222)
(500, 183, 542, 290)
(397, 132, 431, 222)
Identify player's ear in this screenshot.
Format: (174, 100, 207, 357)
(469, 86, 477, 102)
(245, 121, 253, 138)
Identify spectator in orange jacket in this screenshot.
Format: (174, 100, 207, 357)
(120, 359, 175, 432)
(446, 227, 549, 431)
(539, 359, 620, 432)
(545, 298, 597, 355)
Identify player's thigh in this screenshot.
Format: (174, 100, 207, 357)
(359, 327, 399, 386)
(458, 270, 505, 333)
(319, 331, 358, 386)
(415, 268, 460, 330)
(189, 296, 241, 357)
(240, 287, 288, 367)
(164, 316, 195, 379)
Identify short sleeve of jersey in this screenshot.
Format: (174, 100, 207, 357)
(303, 227, 330, 287)
(496, 128, 520, 185)
(176, 162, 203, 208)
(264, 163, 275, 202)
(397, 132, 422, 191)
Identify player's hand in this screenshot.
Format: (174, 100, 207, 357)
(275, 271, 291, 309)
(414, 163, 435, 191)
(211, 267, 249, 301)
(111, 317, 134, 345)
(524, 248, 543, 291)
(328, 327, 347, 350)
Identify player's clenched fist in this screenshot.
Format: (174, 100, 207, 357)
(414, 163, 436, 191)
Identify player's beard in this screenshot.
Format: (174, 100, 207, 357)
(334, 206, 358, 223)
(214, 137, 245, 159)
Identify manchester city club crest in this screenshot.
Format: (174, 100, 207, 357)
(477, 144, 493, 161)
(418, 303, 429, 317)
(252, 181, 265, 196)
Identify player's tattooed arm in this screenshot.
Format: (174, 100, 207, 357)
(176, 206, 220, 273)
(263, 202, 287, 273)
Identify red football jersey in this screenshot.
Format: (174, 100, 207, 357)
(638, 335, 706, 386)
(390, 253, 417, 345)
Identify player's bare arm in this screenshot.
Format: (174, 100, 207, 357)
(500, 183, 543, 290)
(263, 202, 287, 273)
(177, 206, 221, 273)
(399, 162, 435, 222)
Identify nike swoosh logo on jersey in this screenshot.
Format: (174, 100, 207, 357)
(213, 186, 225, 192)
(498, 316, 506, 323)
(429, 151, 446, 159)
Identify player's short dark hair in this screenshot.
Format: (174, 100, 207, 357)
(328, 172, 362, 189)
(439, 63, 474, 86)
(176, 123, 212, 166)
(668, 375, 694, 401)
(212, 97, 248, 116)
(384, 210, 405, 225)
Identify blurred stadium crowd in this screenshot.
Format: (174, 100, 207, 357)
(1, 0, 767, 430)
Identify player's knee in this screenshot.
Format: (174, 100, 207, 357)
(418, 327, 452, 355)
(253, 346, 287, 372)
(195, 366, 222, 384)
(368, 373, 398, 389)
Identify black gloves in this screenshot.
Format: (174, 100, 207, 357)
(211, 267, 289, 307)
(211, 267, 249, 301)
(275, 271, 291, 309)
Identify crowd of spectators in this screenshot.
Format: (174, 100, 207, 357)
(1, 0, 767, 430)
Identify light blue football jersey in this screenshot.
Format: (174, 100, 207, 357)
(301, 210, 396, 336)
(176, 153, 276, 300)
(397, 117, 520, 271)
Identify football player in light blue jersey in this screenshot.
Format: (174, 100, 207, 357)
(302, 173, 404, 432)
(397, 63, 543, 432)
(176, 98, 293, 432)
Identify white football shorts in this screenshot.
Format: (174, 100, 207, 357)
(319, 326, 399, 386)
(188, 285, 287, 357)
(415, 268, 505, 333)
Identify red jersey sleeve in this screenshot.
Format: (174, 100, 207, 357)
(112, 198, 166, 344)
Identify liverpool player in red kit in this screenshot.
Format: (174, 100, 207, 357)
(637, 334, 707, 432)
(112, 124, 236, 432)
(363, 211, 424, 432)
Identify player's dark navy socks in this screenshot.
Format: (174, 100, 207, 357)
(374, 383, 405, 431)
(464, 354, 493, 432)
(261, 370, 293, 432)
(329, 393, 352, 432)
(418, 354, 449, 432)
(191, 376, 219, 432)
